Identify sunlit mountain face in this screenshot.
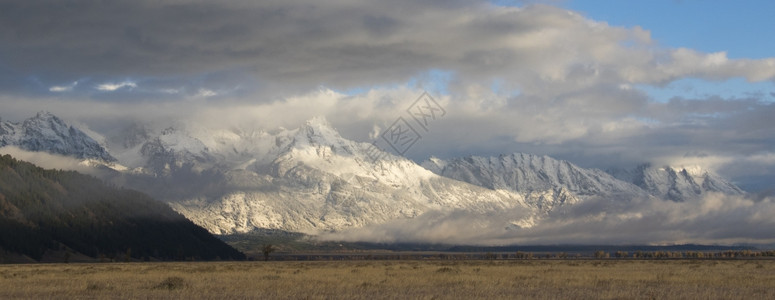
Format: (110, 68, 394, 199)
(3, 112, 771, 246)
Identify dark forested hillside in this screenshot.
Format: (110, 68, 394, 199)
(0, 154, 244, 262)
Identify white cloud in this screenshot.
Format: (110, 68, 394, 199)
(49, 85, 72, 92)
(48, 86, 73, 93)
(320, 193, 775, 245)
(0, 146, 94, 174)
(48, 81, 78, 92)
(96, 81, 137, 91)
(194, 88, 217, 98)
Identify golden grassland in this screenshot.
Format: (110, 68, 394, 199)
(1, 259, 774, 299)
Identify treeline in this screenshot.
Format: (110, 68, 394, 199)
(258, 250, 775, 261)
(509, 250, 775, 260)
(0, 154, 244, 262)
(595, 250, 775, 259)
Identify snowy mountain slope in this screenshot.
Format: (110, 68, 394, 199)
(607, 163, 745, 201)
(422, 153, 649, 202)
(108, 117, 538, 234)
(0, 112, 115, 161)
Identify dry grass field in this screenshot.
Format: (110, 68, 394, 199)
(1, 259, 774, 299)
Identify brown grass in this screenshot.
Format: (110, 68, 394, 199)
(0, 259, 774, 299)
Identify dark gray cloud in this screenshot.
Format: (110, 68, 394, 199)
(2, 0, 772, 95)
(0, 0, 452, 92)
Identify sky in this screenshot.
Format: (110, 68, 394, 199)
(566, 0, 775, 59)
(1, 0, 774, 192)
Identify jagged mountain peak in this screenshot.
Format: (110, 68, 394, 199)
(421, 156, 448, 173)
(671, 165, 705, 177)
(161, 126, 178, 135)
(303, 115, 334, 129)
(270, 117, 366, 162)
(607, 163, 745, 201)
(31, 110, 58, 120)
(0, 112, 115, 162)
(269, 119, 433, 184)
(440, 152, 581, 172)
(23, 111, 68, 131)
(294, 116, 345, 144)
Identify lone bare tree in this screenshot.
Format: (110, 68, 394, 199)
(262, 244, 276, 261)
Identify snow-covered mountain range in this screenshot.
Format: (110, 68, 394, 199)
(422, 154, 742, 203)
(0, 112, 747, 236)
(422, 154, 647, 201)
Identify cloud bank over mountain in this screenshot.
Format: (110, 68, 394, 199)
(321, 192, 775, 246)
